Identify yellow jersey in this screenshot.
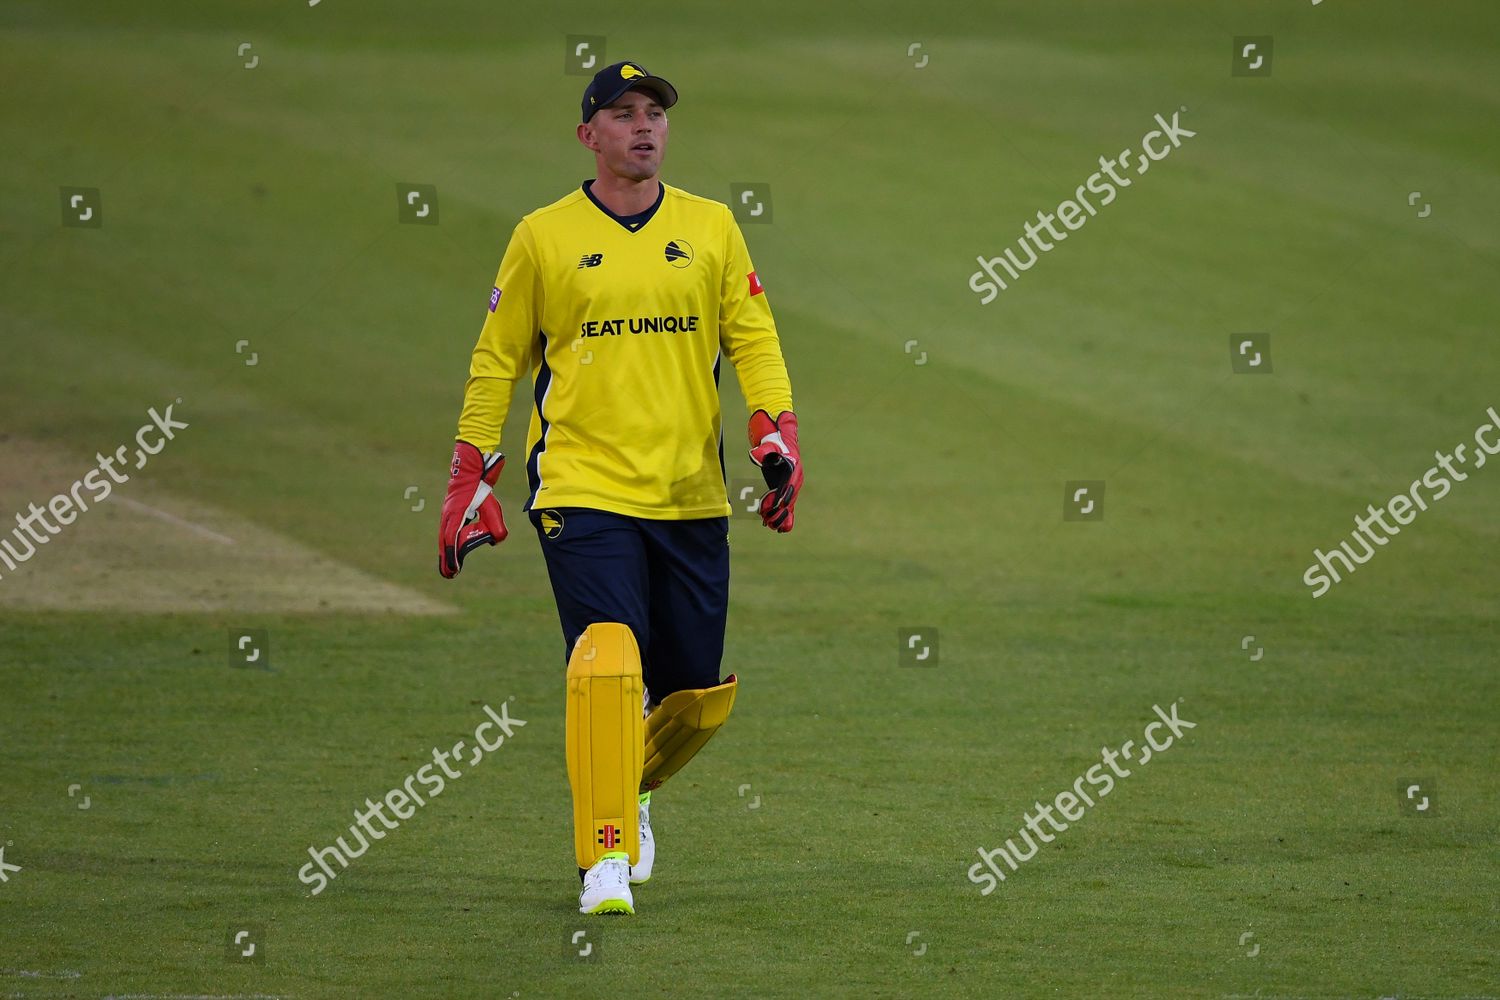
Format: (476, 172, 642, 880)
(457, 180, 793, 519)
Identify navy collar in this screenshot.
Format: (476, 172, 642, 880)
(582, 179, 664, 233)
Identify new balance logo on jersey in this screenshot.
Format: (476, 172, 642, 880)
(578, 253, 603, 269)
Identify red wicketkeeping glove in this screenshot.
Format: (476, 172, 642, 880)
(747, 409, 802, 533)
(438, 442, 508, 578)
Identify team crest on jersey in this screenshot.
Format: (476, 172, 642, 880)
(488, 286, 502, 312)
(539, 510, 565, 538)
(664, 239, 693, 269)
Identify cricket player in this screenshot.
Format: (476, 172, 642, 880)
(435, 61, 801, 915)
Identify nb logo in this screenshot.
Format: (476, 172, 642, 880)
(578, 253, 603, 269)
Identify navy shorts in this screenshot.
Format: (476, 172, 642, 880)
(530, 507, 730, 701)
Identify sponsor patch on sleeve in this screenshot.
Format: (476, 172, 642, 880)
(747, 271, 764, 296)
(489, 286, 502, 312)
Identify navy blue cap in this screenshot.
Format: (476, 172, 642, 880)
(581, 61, 678, 123)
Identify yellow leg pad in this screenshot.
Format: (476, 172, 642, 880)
(566, 623, 645, 869)
(641, 674, 738, 792)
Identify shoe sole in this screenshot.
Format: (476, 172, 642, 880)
(581, 898, 635, 915)
(629, 872, 651, 885)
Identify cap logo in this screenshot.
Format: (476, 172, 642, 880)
(620, 64, 644, 80)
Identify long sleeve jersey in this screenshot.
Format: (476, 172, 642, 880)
(457, 180, 793, 519)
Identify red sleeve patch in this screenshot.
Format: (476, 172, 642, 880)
(747, 270, 764, 296)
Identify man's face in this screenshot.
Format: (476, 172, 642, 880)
(580, 88, 669, 181)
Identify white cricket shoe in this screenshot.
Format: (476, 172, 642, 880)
(630, 793, 654, 885)
(579, 853, 634, 915)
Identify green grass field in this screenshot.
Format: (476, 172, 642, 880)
(3, 1, 1498, 997)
